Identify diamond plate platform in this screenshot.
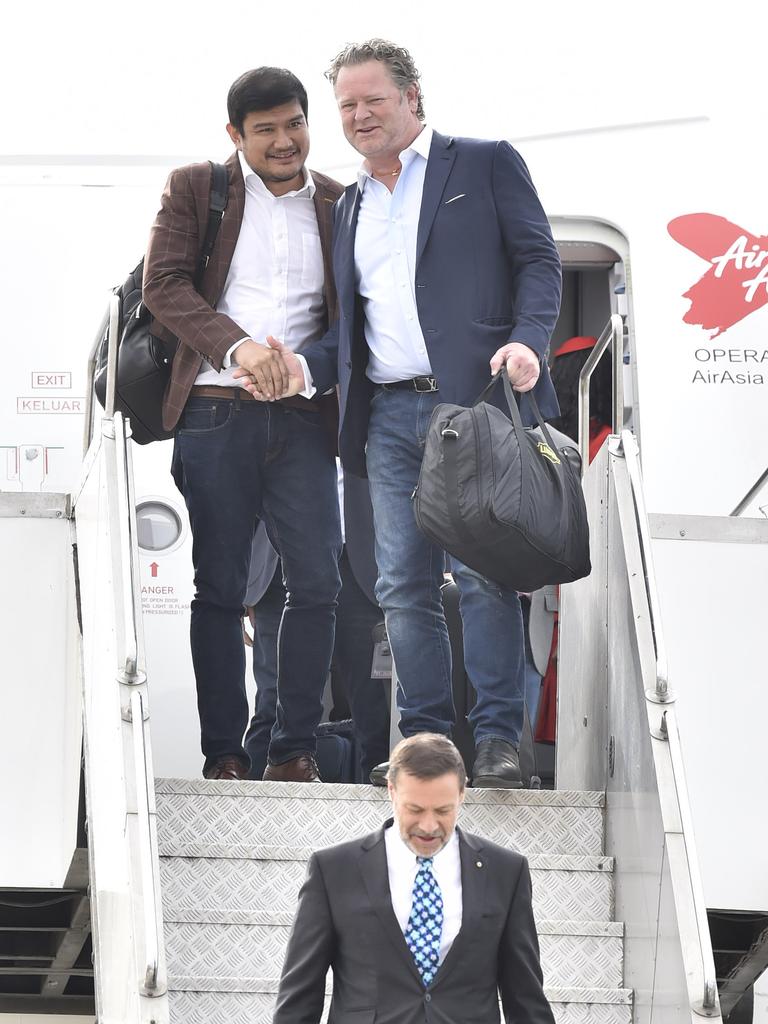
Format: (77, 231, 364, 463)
(155, 780, 605, 858)
(155, 780, 627, 1024)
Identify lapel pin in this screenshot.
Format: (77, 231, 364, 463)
(476, 860, 483, 868)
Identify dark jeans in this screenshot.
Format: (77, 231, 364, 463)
(171, 394, 341, 772)
(244, 549, 390, 778)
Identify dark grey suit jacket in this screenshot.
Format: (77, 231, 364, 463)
(273, 823, 554, 1024)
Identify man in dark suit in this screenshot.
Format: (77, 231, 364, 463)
(273, 733, 555, 1024)
(238, 42, 562, 789)
(143, 67, 344, 782)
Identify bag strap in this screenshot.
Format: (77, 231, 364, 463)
(476, 370, 563, 457)
(193, 161, 229, 287)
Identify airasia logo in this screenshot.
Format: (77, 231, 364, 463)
(667, 214, 768, 337)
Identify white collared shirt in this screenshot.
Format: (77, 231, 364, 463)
(384, 821, 463, 965)
(195, 150, 326, 386)
(355, 125, 434, 383)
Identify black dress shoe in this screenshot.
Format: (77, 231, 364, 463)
(471, 738, 523, 789)
(369, 761, 389, 787)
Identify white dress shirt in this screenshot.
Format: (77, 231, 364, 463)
(355, 125, 434, 383)
(296, 126, 435, 395)
(195, 150, 326, 386)
(384, 821, 462, 965)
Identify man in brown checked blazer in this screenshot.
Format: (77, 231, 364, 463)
(143, 67, 344, 782)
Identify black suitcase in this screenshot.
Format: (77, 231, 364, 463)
(315, 719, 361, 784)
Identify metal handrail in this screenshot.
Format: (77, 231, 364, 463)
(83, 294, 118, 454)
(664, 706, 719, 1015)
(619, 429, 718, 1015)
(104, 295, 119, 420)
(621, 431, 670, 702)
(83, 332, 100, 455)
(730, 465, 768, 516)
(113, 412, 143, 685)
(130, 689, 160, 993)
(577, 313, 624, 471)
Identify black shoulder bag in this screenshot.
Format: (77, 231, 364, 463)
(94, 161, 229, 444)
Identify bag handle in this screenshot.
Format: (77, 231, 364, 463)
(476, 370, 564, 458)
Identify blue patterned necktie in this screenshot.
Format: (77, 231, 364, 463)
(404, 855, 444, 986)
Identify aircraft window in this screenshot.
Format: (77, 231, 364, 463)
(136, 501, 183, 552)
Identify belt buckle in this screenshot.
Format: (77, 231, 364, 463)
(414, 376, 438, 393)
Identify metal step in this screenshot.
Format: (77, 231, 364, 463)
(159, 850, 614, 924)
(167, 983, 632, 1024)
(163, 917, 623, 988)
(155, 779, 605, 857)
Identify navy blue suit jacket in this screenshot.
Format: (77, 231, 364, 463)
(305, 131, 562, 477)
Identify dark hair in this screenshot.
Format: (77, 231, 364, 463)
(388, 734, 466, 789)
(325, 39, 425, 121)
(227, 67, 309, 133)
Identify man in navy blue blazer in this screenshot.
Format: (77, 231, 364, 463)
(237, 39, 561, 789)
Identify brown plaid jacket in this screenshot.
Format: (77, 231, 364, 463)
(143, 151, 343, 431)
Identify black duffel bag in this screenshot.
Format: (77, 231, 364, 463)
(413, 371, 591, 591)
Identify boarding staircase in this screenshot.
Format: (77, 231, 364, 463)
(50, 311, 720, 1023)
(155, 781, 627, 1024)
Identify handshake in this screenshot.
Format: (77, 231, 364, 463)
(232, 336, 307, 401)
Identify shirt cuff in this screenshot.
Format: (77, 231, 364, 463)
(222, 338, 251, 369)
(293, 354, 316, 399)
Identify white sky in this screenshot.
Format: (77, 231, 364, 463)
(3, 0, 764, 176)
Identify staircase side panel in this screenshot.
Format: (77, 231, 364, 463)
(604, 448, 720, 1024)
(0, 502, 82, 888)
(557, 445, 610, 792)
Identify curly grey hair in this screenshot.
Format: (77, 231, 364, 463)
(325, 38, 425, 121)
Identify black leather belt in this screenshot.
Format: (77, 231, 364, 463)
(190, 385, 320, 412)
(380, 376, 439, 393)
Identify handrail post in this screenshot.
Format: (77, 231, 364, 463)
(577, 313, 624, 472)
(113, 413, 144, 685)
(129, 689, 160, 995)
(104, 294, 120, 420)
(83, 329, 102, 455)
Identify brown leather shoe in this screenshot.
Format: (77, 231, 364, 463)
(263, 753, 322, 783)
(203, 756, 249, 781)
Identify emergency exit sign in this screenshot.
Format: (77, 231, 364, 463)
(31, 371, 72, 389)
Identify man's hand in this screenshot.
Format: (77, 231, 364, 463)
(233, 336, 305, 399)
(232, 338, 290, 401)
(489, 341, 540, 392)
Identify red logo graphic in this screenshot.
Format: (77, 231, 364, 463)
(667, 214, 768, 337)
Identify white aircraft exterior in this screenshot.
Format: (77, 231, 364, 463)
(1, 3, 767, 1021)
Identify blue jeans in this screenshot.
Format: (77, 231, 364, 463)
(366, 387, 526, 748)
(171, 394, 341, 771)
